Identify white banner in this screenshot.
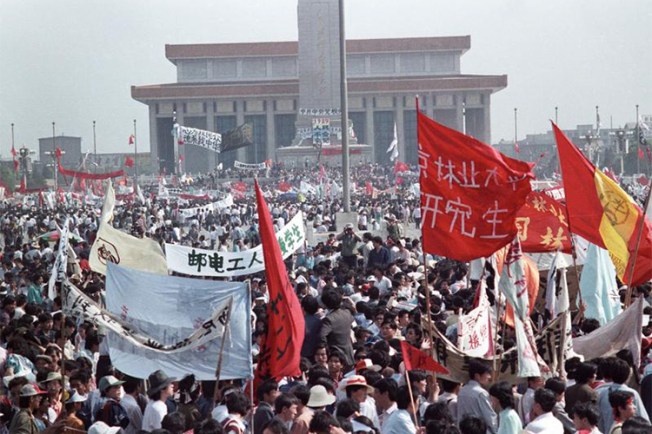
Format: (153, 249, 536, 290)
(234, 161, 266, 170)
(179, 194, 234, 219)
(48, 218, 70, 300)
(90, 182, 168, 275)
(165, 212, 305, 277)
(457, 281, 492, 357)
(174, 125, 221, 152)
(62, 280, 232, 354)
(105, 263, 252, 380)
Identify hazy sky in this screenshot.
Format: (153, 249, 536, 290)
(1, 0, 650, 158)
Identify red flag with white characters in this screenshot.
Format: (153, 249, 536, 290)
(418, 109, 534, 261)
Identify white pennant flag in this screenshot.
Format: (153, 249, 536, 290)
(458, 280, 493, 357)
(47, 217, 70, 300)
(387, 122, 399, 161)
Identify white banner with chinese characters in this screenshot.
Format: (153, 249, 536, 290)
(234, 161, 267, 170)
(457, 281, 492, 357)
(165, 212, 305, 277)
(179, 194, 234, 219)
(174, 125, 221, 152)
(104, 263, 252, 380)
(312, 118, 331, 146)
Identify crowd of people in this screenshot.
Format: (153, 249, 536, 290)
(0, 162, 649, 434)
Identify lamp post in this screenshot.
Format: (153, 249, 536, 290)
(93, 120, 97, 172)
(52, 122, 57, 191)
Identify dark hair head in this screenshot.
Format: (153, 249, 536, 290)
(534, 388, 557, 413)
(261, 419, 289, 434)
(459, 416, 487, 434)
(572, 402, 599, 426)
(161, 412, 186, 434)
(373, 378, 397, 402)
(301, 295, 319, 315)
(440, 378, 460, 393)
(580, 318, 601, 335)
(489, 381, 515, 409)
(274, 393, 298, 414)
(611, 358, 632, 384)
(257, 379, 279, 401)
(423, 402, 454, 424)
(225, 391, 250, 416)
(309, 411, 340, 434)
(335, 399, 360, 419)
(468, 359, 491, 380)
(396, 385, 415, 410)
(609, 390, 635, 412)
(544, 377, 566, 396)
(321, 289, 342, 310)
(193, 418, 222, 434)
(290, 384, 310, 407)
(574, 362, 598, 384)
(621, 416, 652, 434)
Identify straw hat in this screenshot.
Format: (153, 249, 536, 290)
(337, 375, 374, 392)
(306, 385, 336, 408)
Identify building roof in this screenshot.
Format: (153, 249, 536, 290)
(132, 74, 506, 101)
(165, 36, 471, 62)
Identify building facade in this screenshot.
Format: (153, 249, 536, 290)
(132, 7, 506, 173)
(38, 135, 82, 169)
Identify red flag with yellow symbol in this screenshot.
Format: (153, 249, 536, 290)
(553, 122, 652, 286)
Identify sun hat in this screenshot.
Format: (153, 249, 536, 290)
(147, 369, 176, 396)
(65, 390, 87, 404)
(19, 384, 47, 397)
(98, 375, 125, 393)
(306, 385, 336, 408)
(354, 358, 382, 373)
(42, 372, 63, 384)
(337, 375, 374, 392)
(88, 421, 121, 434)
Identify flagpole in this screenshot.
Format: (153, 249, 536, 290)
(404, 371, 420, 428)
(415, 96, 436, 357)
(52, 122, 58, 192)
(636, 105, 640, 175)
(624, 183, 652, 307)
(93, 120, 97, 173)
(212, 308, 232, 403)
(133, 119, 138, 183)
(11, 123, 14, 159)
(555, 107, 558, 125)
(338, 0, 351, 212)
(514, 108, 518, 154)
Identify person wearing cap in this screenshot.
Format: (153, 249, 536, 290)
(336, 224, 361, 269)
(340, 375, 379, 429)
(8, 384, 59, 434)
(95, 375, 129, 430)
(142, 370, 175, 432)
(61, 391, 87, 434)
(42, 372, 64, 422)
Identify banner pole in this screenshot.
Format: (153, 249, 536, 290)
(624, 184, 652, 306)
(213, 305, 233, 403)
(404, 371, 420, 428)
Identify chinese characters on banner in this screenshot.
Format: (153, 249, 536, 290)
(165, 212, 305, 277)
(516, 191, 572, 253)
(457, 282, 492, 357)
(312, 118, 331, 146)
(417, 110, 534, 261)
(174, 125, 222, 151)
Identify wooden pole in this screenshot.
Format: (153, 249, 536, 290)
(404, 371, 420, 428)
(212, 305, 233, 404)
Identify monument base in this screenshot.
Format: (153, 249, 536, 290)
(275, 144, 373, 168)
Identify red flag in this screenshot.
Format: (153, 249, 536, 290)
(128, 134, 135, 145)
(553, 122, 652, 286)
(365, 181, 373, 196)
(10, 145, 16, 158)
(418, 110, 534, 261)
(124, 156, 134, 168)
(12, 159, 18, 173)
(278, 181, 292, 192)
(514, 142, 521, 153)
(393, 160, 409, 174)
(639, 148, 645, 160)
(318, 164, 326, 181)
(516, 191, 572, 253)
(400, 341, 449, 374)
(19, 176, 25, 193)
(254, 180, 304, 379)
(55, 147, 63, 160)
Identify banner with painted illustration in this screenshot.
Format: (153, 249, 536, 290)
(62, 279, 232, 355)
(90, 181, 168, 275)
(179, 194, 234, 220)
(105, 263, 252, 380)
(234, 161, 267, 170)
(312, 117, 331, 146)
(173, 123, 253, 154)
(165, 211, 305, 277)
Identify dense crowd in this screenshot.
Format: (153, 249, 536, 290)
(0, 163, 649, 434)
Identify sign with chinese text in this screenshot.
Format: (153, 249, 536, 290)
(418, 111, 534, 261)
(165, 212, 305, 277)
(312, 118, 331, 146)
(516, 191, 572, 253)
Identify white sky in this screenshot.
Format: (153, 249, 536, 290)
(1, 0, 650, 157)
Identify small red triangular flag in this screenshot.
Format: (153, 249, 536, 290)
(400, 341, 449, 374)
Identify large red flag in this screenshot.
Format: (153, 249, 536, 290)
(254, 180, 305, 379)
(400, 341, 449, 374)
(418, 110, 534, 261)
(553, 122, 652, 286)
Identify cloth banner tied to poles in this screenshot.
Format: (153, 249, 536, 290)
(165, 211, 305, 277)
(105, 263, 252, 380)
(62, 279, 232, 354)
(234, 161, 267, 170)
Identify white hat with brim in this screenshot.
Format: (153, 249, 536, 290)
(337, 375, 374, 392)
(65, 390, 87, 404)
(306, 385, 336, 408)
(88, 422, 121, 434)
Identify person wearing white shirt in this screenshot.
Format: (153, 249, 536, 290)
(525, 389, 564, 434)
(382, 385, 417, 434)
(142, 370, 176, 431)
(374, 379, 398, 431)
